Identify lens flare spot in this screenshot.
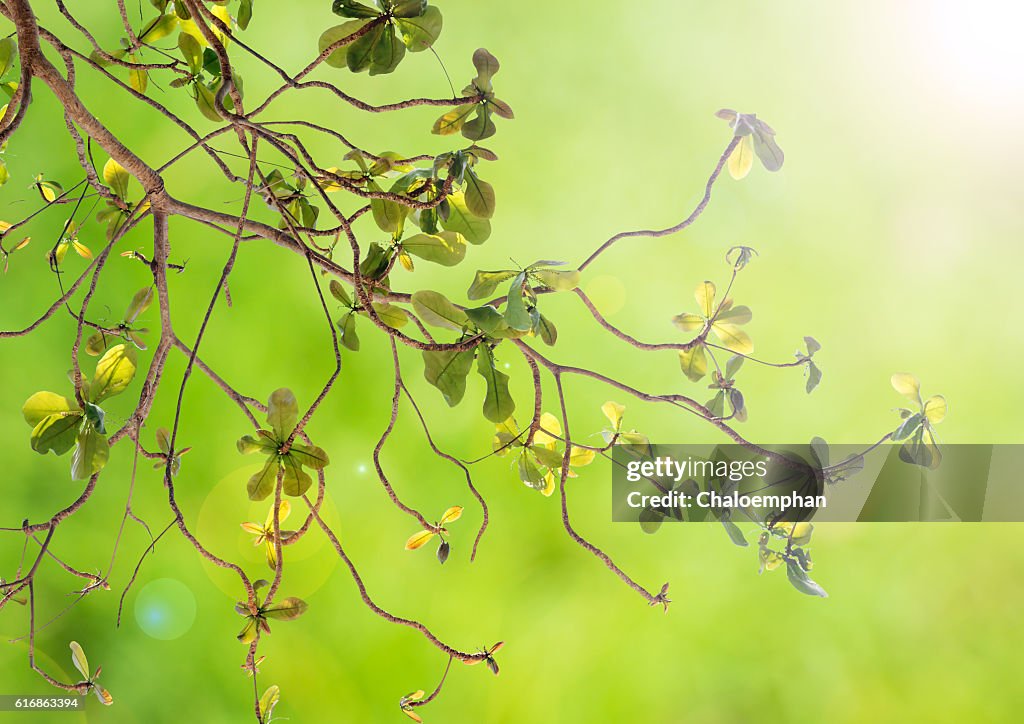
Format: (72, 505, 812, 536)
(134, 578, 197, 640)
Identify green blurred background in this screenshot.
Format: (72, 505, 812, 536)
(2, 0, 1023, 721)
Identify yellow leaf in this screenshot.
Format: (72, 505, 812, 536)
(405, 530, 435, 550)
(265, 540, 278, 569)
(72, 240, 93, 259)
(533, 412, 561, 445)
(240, 521, 264, 537)
(569, 446, 595, 468)
(541, 471, 555, 497)
(403, 709, 423, 723)
(923, 395, 946, 424)
(102, 158, 130, 199)
(399, 251, 414, 272)
(728, 134, 754, 180)
(601, 401, 625, 430)
(890, 373, 921, 403)
(694, 281, 716, 319)
(439, 505, 463, 525)
(212, 5, 232, 45)
(263, 499, 291, 528)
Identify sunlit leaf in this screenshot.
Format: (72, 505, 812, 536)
(69, 641, 90, 679)
(405, 530, 435, 550)
(728, 134, 754, 180)
(90, 344, 137, 402)
(440, 505, 463, 525)
(923, 395, 947, 424)
(891, 373, 921, 404)
(102, 158, 130, 200)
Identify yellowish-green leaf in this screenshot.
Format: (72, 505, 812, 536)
(71, 424, 109, 480)
(924, 395, 946, 424)
(679, 345, 708, 383)
(672, 312, 705, 333)
(30, 413, 82, 456)
(695, 281, 716, 319)
(69, 641, 90, 679)
(23, 391, 79, 427)
(891, 373, 921, 404)
(102, 158, 130, 200)
(90, 344, 137, 402)
(710, 322, 753, 354)
(602, 401, 625, 430)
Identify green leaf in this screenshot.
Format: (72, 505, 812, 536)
(71, 425, 109, 480)
(752, 130, 784, 172)
(720, 519, 748, 547)
(422, 348, 475, 406)
(678, 345, 707, 383)
(892, 412, 923, 441)
(289, 444, 330, 470)
(124, 286, 154, 323)
(517, 452, 545, 489)
(90, 344, 137, 402)
(503, 273, 532, 331)
(462, 107, 496, 141)
(337, 311, 360, 351)
(463, 170, 495, 219)
(396, 6, 442, 51)
(369, 302, 408, 329)
(403, 231, 466, 266)
(392, 0, 427, 17)
(785, 559, 828, 597)
(536, 314, 558, 346)
(267, 388, 298, 440)
(262, 597, 308, 620)
(532, 268, 580, 292)
(329, 279, 353, 307)
(281, 454, 313, 496)
(359, 241, 391, 280)
(332, 0, 380, 18)
(472, 48, 500, 89)
(237, 433, 277, 455)
(369, 182, 407, 234)
(369, 22, 405, 75)
(30, 413, 83, 456)
(411, 290, 468, 331)
(23, 391, 79, 427)
(237, 0, 253, 29)
(440, 191, 490, 244)
(247, 457, 279, 501)
(476, 347, 515, 423)
(805, 360, 822, 393)
(258, 685, 280, 723)
(195, 81, 222, 122)
(468, 269, 517, 300)
(464, 305, 506, 334)
(0, 38, 16, 78)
